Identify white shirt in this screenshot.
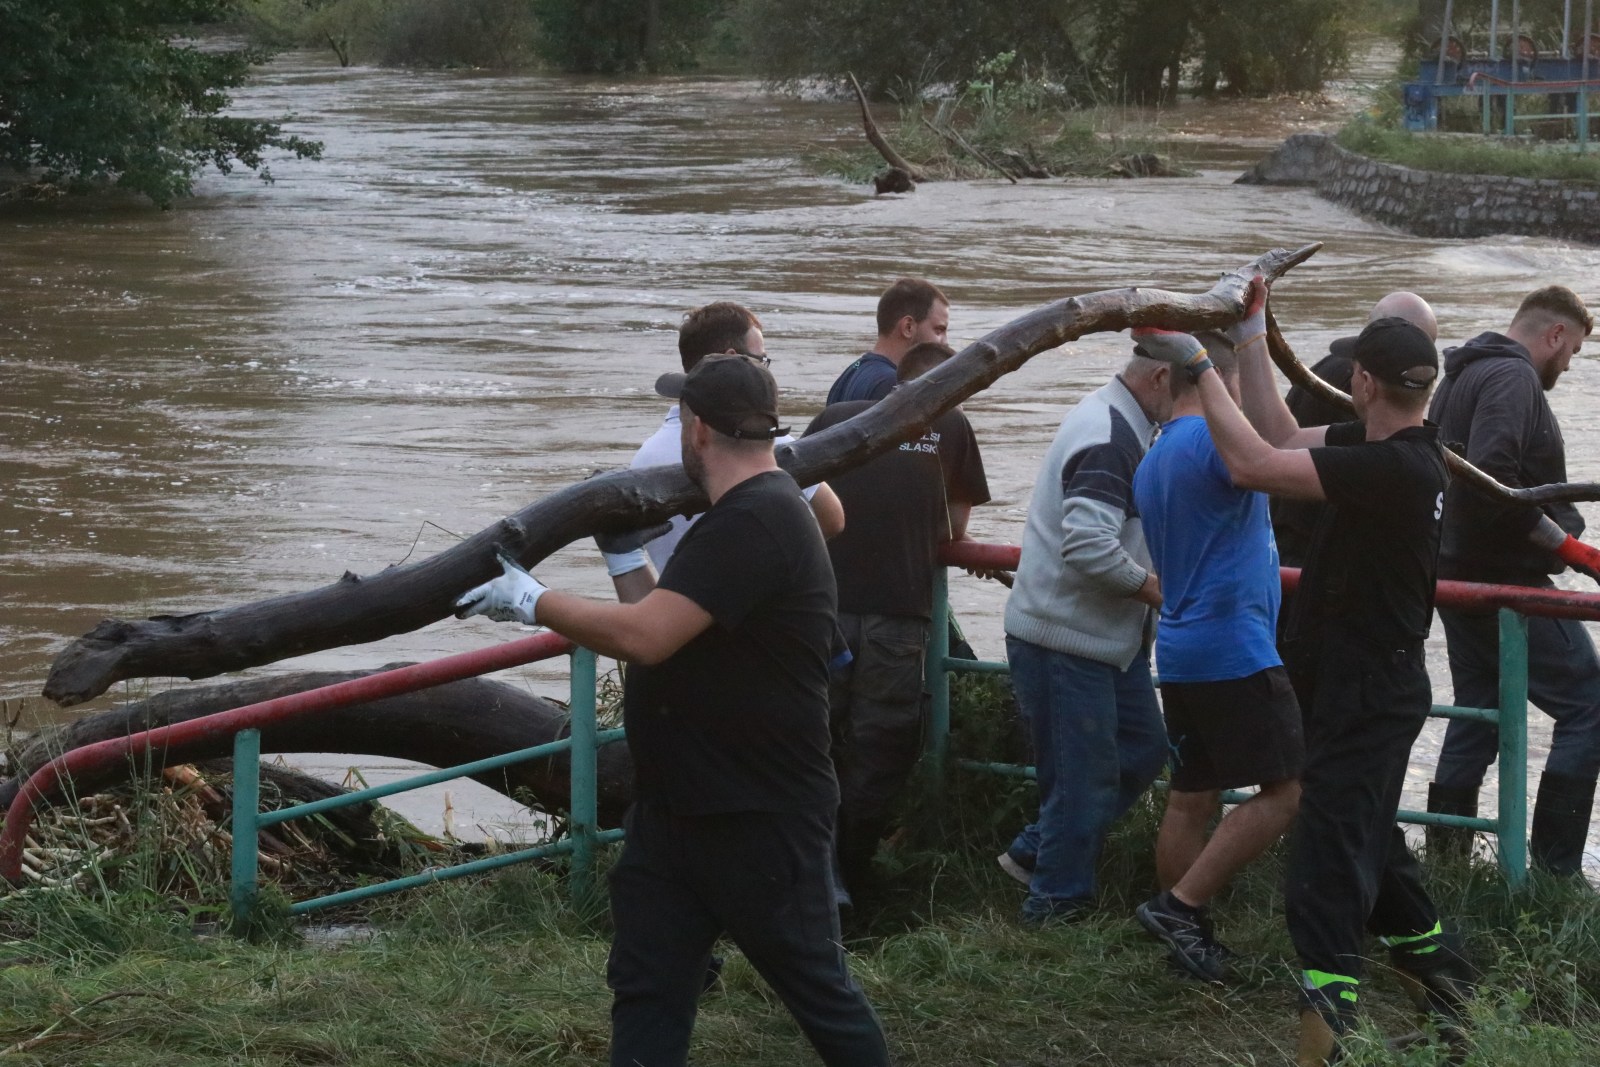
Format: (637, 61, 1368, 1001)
(630, 404, 814, 572)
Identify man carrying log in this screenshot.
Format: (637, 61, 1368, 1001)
(1130, 330, 1303, 985)
(996, 347, 1171, 923)
(1423, 287, 1600, 875)
(619, 301, 843, 598)
(456, 355, 890, 1067)
(826, 279, 951, 405)
(804, 341, 990, 900)
(1135, 291, 1473, 1065)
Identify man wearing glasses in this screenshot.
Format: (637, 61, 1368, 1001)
(606, 302, 844, 600)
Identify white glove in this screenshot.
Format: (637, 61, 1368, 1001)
(1223, 274, 1269, 350)
(1132, 328, 1213, 382)
(454, 553, 547, 624)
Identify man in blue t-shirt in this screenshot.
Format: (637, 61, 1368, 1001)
(825, 278, 950, 405)
(1131, 330, 1305, 984)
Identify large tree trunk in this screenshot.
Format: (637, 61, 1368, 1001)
(4, 669, 635, 826)
(42, 244, 1318, 706)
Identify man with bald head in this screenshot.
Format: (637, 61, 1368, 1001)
(1275, 293, 1438, 568)
(1426, 286, 1600, 876)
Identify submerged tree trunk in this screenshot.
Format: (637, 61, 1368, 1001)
(4, 669, 635, 826)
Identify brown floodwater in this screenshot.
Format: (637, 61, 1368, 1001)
(3, 51, 1600, 857)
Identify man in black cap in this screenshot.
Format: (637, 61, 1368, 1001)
(1135, 289, 1471, 1066)
(456, 355, 890, 1067)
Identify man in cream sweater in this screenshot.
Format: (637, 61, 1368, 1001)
(999, 352, 1173, 924)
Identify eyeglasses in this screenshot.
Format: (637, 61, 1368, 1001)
(732, 350, 771, 367)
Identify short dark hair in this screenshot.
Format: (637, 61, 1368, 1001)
(1169, 331, 1238, 398)
(876, 278, 948, 337)
(1513, 285, 1593, 335)
(678, 302, 761, 372)
(897, 341, 956, 382)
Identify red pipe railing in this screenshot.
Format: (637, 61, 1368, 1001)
(937, 542, 1600, 621)
(0, 629, 575, 883)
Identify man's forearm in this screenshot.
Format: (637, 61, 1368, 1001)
(1234, 335, 1300, 445)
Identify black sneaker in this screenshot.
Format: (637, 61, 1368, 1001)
(1136, 892, 1227, 984)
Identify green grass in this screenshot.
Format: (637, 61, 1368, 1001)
(1, 675, 1597, 1064)
(1338, 121, 1600, 183)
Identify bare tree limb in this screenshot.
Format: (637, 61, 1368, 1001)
(848, 72, 926, 182)
(42, 245, 1324, 706)
(919, 116, 1019, 183)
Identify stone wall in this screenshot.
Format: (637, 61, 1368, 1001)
(1238, 132, 1600, 244)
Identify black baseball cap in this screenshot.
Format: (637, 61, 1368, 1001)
(1353, 316, 1439, 391)
(655, 355, 788, 440)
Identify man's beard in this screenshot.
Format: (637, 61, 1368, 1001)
(683, 438, 707, 489)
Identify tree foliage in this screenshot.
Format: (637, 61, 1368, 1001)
(0, 0, 321, 207)
(531, 0, 731, 73)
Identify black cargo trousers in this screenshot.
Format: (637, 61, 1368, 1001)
(1282, 628, 1441, 982)
(606, 800, 890, 1067)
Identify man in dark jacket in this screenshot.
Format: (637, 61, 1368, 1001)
(1426, 286, 1600, 875)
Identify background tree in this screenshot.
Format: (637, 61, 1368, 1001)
(0, 0, 321, 207)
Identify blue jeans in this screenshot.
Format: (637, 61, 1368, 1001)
(1004, 636, 1167, 917)
(1434, 600, 1600, 789)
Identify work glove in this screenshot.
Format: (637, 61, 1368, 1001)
(1132, 328, 1213, 383)
(1531, 516, 1600, 584)
(1223, 274, 1269, 351)
(594, 521, 672, 578)
(455, 551, 548, 624)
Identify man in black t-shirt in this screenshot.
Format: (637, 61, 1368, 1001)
(456, 356, 889, 1067)
(1274, 291, 1438, 569)
(1137, 296, 1470, 1066)
(804, 342, 990, 895)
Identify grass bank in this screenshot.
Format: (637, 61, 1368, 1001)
(2, 678, 1598, 1065)
(1338, 122, 1600, 184)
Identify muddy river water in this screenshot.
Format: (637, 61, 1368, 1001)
(4, 52, 1600, 863)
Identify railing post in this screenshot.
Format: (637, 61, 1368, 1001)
(926, 566, 952, 793)
(568, 646, 599, 908)
(1496, 608, 1530, 887)
(229, 728, 262, 926)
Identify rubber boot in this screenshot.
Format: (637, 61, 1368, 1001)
(1529, 771, 1596, 877)
(1296, 981, 1356, 1067)
(1424, 782, 1479, 862)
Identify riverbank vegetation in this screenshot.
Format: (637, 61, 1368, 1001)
(1339, 122, 1600, 183)
(3, 678, 1599, 1064)
(0, 0, 321, 207)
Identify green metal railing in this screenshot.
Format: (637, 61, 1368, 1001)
(925, 566, 1536, 887)
(228, 646, 624, 922)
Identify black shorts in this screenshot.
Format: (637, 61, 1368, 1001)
(1159, 666, 1305, 792)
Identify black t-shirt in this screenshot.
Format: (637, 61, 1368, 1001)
(622, 469, 839, 815)
(804, 401, 991, 617)
(1273, 341, 1356, 568)
(1284, 420, 1448, 650)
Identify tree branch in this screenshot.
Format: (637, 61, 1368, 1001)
(848, 72, 926, 182)
(43, 244, 1322, 706)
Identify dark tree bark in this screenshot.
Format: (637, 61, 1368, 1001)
(5, 669, 635, 826)
(848, 72, 926, 184)
(42, 244, 1322, 706)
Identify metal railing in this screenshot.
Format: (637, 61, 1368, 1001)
(5, 539, 1596, 920)
(0, 630, 627, 922)
(928, 541, 1600, 889)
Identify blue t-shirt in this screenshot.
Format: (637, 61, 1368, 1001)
(1132, 415, 1282, 683)
(826, 353, 897, 405)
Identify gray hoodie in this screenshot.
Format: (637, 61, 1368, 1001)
(1429, 330, 1582, 580)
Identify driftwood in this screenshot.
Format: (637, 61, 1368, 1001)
(920, 116, 1019, 183)
(1262, 307, 1600, 508)
(848, 72, 926, 186)
(6, 669, 634, 826)
(43, 244, 1323, 707)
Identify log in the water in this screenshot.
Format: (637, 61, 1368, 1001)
(1262, 307, 1600, 508)
(5, 669, 634, 826)
(42, 244, 1320, 706)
